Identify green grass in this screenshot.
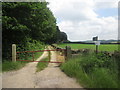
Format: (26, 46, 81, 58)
(34, 52, 43, 60)
(58, 43, 118, 52)
(60, 53, 119, 88)
(36, 57, 49, 72)
(2, 50, 44, 72)
(2, 40, 46, 72)
(2, 60, 27, 72)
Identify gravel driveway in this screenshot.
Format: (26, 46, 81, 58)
(2, 46, 83, 88)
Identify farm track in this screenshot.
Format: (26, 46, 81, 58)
(2, 49, 49, 88)
(2, 46, 83, 88)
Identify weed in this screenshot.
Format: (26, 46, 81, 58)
(60, 52, 119, 88)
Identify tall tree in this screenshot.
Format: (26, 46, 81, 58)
(2, 2, 57, 59)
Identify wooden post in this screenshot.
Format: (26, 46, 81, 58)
(12, 44, 16, 62)
(96, 45, 98, 54)
(65, 46, 71, 60)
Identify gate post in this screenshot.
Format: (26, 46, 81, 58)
(12, 44, 16, 62)
(65, 46, 71, 60)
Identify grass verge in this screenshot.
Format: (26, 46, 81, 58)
(36, 57, 49, 72)
(2, 51, 44, 72)
(60, 53, 119, 88)
(2, 60, 27, 72)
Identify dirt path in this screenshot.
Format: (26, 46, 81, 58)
(2, 46, 83, 88)
(34, 46, 82, 88)
(2, 50, 48, 88)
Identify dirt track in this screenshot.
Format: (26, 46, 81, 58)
(2, 46, 83, 88)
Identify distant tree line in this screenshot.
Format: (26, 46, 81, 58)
(2, 2, 68, 60)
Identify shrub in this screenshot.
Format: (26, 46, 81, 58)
(61, 52, 119, 88)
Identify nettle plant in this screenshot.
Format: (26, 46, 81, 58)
(80, 52, 113, 74)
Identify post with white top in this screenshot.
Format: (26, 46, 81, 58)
(96, 44, 98, 54)
(12, 44, 16, 62)
(93, 36, 100, 54)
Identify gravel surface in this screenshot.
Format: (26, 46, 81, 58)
(2, 46, 83, 88)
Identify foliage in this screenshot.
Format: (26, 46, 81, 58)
(2, 2, 68, 61)
(60, 52, 119, 88)
(16, 38, 44, 60)
(2, 2, 55, 60)
(49, 26, 68, 44)
(2, 60, 27, 72)
(2, 2, 57, 42)
(113, 51, 120, 80)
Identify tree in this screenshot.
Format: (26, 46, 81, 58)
(2, 2, 57, 59)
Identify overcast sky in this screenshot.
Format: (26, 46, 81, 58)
(46, 0, 119, 41)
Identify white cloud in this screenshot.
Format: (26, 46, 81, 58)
(46, 0, 118, 41)
(47, 0, 97, 22)
(94, 1, 118, 9)
(58, 16, 118, 41)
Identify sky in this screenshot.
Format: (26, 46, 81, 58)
(46, 0, 119, 41)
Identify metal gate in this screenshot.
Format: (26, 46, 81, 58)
(16, 49, 66, 63)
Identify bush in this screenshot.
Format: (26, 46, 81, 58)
(2, 39, 45, 72)
(113, 51, 120, 80)
(90, 68, 118, 88)
(61, 52, 119, 88)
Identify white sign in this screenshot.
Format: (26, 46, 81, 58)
(94, 41, 101, 45)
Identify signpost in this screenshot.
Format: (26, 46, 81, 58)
(93, 36, 100, 54)
(93, 36, 98, 41)
(95, 41, 101, 45)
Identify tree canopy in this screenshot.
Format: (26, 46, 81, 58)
(2, 2, 68, 60)
(2, 2, 57, 43)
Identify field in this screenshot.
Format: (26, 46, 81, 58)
(58, 43, 119, 52)
(59, 43, 120, 88)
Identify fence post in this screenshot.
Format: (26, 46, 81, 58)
(12, 44, 16, 62)
(96, 45, 98, 54)
(65, 46, 71, 60)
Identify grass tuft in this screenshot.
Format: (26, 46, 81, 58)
(60, 53, 119, 88)
(36, 57, 49, 72)
(2, 52, 44, 72)
(2, 60, 27, 72)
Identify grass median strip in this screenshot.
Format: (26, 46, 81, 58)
(36, 57, 49, 72)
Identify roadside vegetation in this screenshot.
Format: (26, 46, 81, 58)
(2, 51, 44, 72)
(2, 61, 27, 72)
(2, 2, 67, 72)
(60, 51, 120, 88)
(58, 43, 118, 52)
(2, 40, 44, 72)
(36, 57, 49, 72)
